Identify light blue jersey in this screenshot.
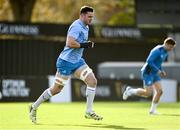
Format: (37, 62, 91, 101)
(58, 19, 89, 64)
(141, 45, 168, 86)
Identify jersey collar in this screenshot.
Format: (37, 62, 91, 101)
(78, 19, 89, 30)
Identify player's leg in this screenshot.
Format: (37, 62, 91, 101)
(123, 74, 154, 100)
(29, 62, 70, 123)
(123, 85, 153, 100)
(74, 60, 103, 120)
(31, 72, 68, 108)
(29, 72, 68, 123)
(149, 81, 163, 114)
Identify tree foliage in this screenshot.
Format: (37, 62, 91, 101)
(0, 0, 135, 26)
(0, 0, 13, 21)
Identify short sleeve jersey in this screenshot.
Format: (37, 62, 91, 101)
(58, 19, 89, 63)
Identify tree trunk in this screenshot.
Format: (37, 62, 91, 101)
(9, 0, 36, 22)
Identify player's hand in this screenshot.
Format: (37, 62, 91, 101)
(87, 41, 94, 48)
(158, 70, 167, 77)
(79, 41, 95, 48)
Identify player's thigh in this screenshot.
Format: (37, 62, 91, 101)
(84, 71, 97, 86)
(55, 60, 73, 87)
(143, 86, 153, 96)
(50, 72, 70, 95)
(73, 64, 88, 78)
(142, 74, 154, 95)
(153, 81, 163, 94)
(54, 71, 70, 86)
(74, 65, 97, 86)
(142, 73, 154, 87)
(73, 58, 85, 76)
(153, 75, 162, 91)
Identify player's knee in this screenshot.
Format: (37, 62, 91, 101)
(146, 92, 152, 97)
(157, 89, 163, 96)
(51, 76, 67, 95)
(56, 84, 64, 92)
(55, 76, 68, 86)
(52, 89, 61, 95)
(144, 89, 152, 97)
(50, 85, 63, 95)
(87, 78, 97, 87)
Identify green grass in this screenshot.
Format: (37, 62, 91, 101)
(0, 102, 180, 130)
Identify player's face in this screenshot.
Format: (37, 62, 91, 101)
(165, 44, 176, 51)
(82, 12, 94, 25)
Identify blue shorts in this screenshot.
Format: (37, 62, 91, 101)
(141, 72, 161, 87)
(56, 58, 86, 76)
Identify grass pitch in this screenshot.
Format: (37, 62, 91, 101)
(0, 102, 180, 130)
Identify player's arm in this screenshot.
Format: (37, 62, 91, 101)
(158, 70, 167, 77)
(66, 36, 94, 48)
(159, 63, 167, 77)
(66, 36, 81, 48)
(147, 51, 167, 77)
(147, 50, 161, 72)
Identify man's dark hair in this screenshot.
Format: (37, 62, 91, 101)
(80, 6, 94, 14)
(164, 37, 176, 45)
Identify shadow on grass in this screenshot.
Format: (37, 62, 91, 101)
(38, 123, 146, 130)
(161, 114, 180, 117)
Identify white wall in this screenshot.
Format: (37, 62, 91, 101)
(160, 79, 177, 103)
